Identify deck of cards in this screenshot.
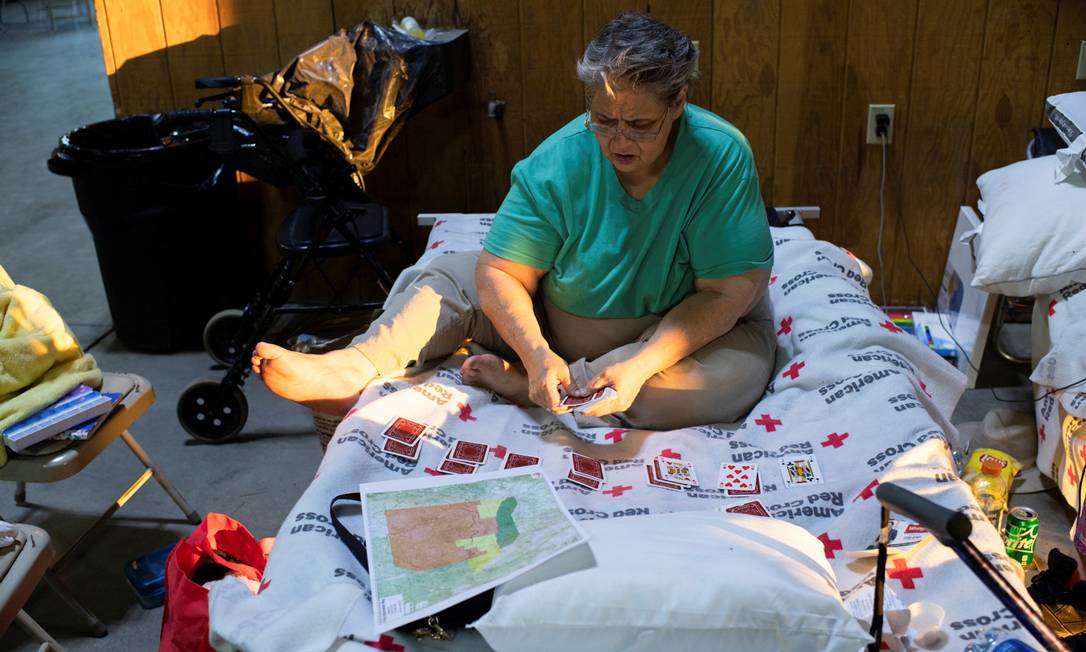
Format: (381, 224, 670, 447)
(502, 452, 541, 470)
(380, 417, 431, 461)
(559, 386, 618, 413)
(567, 452, 606, 490)
(436, 439, 490, 475)
(719, 463, 761, 496)
(645, 455, 697, 491)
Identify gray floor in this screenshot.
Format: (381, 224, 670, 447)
(0, 19, 320, 651)
(0, 15, 1076, 652)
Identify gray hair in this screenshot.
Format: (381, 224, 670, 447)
(577, 12, 699, 104)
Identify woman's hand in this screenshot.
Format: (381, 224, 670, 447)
(523, 348, 576, 413)
(579, 355, 653, 417)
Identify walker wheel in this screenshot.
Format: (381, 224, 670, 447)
(203, 308, 245, 366)
(177, 380, 248, 442)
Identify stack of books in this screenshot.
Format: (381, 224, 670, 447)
(2, 385, 120, 453)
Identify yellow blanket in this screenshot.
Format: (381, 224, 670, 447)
(0, 265, 102, 464)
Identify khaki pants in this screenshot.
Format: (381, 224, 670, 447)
(349, 251, 776, 430)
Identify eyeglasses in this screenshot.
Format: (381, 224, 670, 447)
(584, 105, 670, 142)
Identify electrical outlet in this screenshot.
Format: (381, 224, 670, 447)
(866, 104, 895, 144)
(1077, 40, 1086, 81)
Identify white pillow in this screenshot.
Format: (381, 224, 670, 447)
(1047, 92, 1086, 146)
(472, 510, 872, 652)
(1047, 93, 1086, 182)
(972, 155, 1086, 297)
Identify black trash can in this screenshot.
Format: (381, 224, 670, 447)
(48, 112, 259, 352)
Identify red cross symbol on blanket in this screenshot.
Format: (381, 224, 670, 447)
(605, 429, 627, 443)
(1069, 465, 1079, 486)
(777, 317, 793, 336)
(365, 634, 405, 651)
(603, 485, 633, 497)
(853, 479, 879, 502)
(1040, 424, 1047, 442)
(491, 445, 507, 459)
(433, 219, 446, 227)
(880, 320, 904, 334)
(258, 578, 271, 593)
(1050, 299, 1058, 316)
(754, 414, 782, 432)
(821, 432, 849, 448)
(458, 403, 477, 422)
(887, 558, 924, 589)
(769, 275, 778, 285)
(424, 467, 443, 476)
(919, 380, 932, 398)
(429, 239, 445, 250)
(817, 533, 843, 559)
(659, 448, 682, 459)
(782, 361, 805, 380)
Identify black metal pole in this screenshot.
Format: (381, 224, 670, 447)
(952, 539, 1068, 652)
(867, 506, 889, 652)
(874, 483, 1068, 652)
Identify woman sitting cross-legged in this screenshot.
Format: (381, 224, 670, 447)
(251, 12, 776, 431)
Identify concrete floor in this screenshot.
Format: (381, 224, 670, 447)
(0, 13, 1076, 652)
(0, 18, 320, 651)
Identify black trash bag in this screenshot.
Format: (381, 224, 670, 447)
(248, 21, 468, 186)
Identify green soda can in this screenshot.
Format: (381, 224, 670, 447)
(1004, 506, 1039, 566)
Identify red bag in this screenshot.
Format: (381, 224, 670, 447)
(159, 513, 270, 652)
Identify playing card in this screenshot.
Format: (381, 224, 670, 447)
(725, 500, 770, 517)
(571, 452, 605, 480)
(645, 464, 683, 491)
(778, 455, 823, 487)
(566, 470, 601, 490)
(559, 388, 605, 408)
(438, 458, 476, 475)
(725, 475, 760, 497)
(560, 387, 618, 412)
(381, 437, 420, 461)
(654, 457, 697, 487)
(382, 417, 428, 445)
(503, 453, 541, 469)
(718, 463, 758, 492)
(448, 440, 488, 465)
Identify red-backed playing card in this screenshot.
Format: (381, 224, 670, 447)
(725, 500, 770, 517)
(383, 417, 427, 445)
(567, 470, 601, 490)
(571, 452, 605, 480)
(382, 437, 420, 461)
(725, 473, 762, 497)
(503, 453, 541, 469)
(560, 388, 605, 408)
(438, 458, 476, 475)
(448, 440, 488, 465)
(645, 464, 682, 491)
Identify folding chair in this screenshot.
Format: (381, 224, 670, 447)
(0, 523, 107, 649)
(0, 373, 201, 571)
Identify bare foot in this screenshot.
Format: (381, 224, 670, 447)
(461, 354, 531, 406)
(251, 342, 377, 416)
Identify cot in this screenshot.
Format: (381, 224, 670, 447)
(208, 216, 1040, 651)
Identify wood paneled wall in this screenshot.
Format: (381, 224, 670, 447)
(93, 0, 1086, 304)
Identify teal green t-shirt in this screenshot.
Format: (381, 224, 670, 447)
(483, 104, 773, 319)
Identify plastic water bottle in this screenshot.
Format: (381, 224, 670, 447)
(971, 459, 1009, 524)
(962, 628, 1039, 652)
